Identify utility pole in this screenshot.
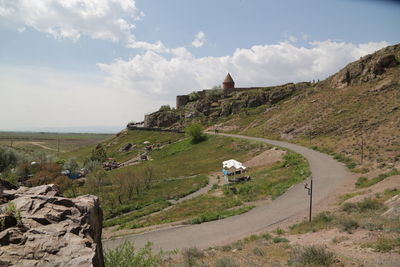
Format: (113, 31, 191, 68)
(304, 176, 313, 222)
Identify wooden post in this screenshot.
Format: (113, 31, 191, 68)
(309, 177, 313, 222)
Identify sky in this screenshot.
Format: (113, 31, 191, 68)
(0, 0, 399, 132)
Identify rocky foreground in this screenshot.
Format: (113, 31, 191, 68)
(0, 180, 104, 267)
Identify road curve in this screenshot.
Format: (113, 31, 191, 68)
(103, 133, 350, 251)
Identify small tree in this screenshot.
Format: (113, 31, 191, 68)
(90, 144, 107, 162)
(185, 123, 206, 144)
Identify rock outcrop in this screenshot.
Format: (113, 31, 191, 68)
(327, 43, 400, 89)
(383, 194, 400, 218)
(0, 183, 104, 267)
(143, 82, 311, 129)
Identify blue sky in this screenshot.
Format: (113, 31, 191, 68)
(0, 0, 399, 132)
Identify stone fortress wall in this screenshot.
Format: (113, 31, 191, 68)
(176, 74, 264, 109)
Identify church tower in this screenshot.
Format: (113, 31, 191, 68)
(222, 73, 235, 90)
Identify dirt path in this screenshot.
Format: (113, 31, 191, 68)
(103, 132, 352, 252)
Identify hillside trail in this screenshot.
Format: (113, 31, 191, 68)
(103, 132, 353, 252)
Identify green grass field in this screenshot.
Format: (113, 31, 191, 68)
(0, 131, 112, 154)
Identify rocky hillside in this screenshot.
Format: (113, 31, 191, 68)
(144, 82, 313, 129)
(0, 180, 104, 267)
(145, 43, 400, 169)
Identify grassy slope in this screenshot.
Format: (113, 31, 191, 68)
(109, 134, 269, 179)
(216, 67, 400, 170)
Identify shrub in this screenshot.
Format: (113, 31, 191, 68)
(188, 91, 200, 101)
(275, 228, 285, 235)
(273, 237, 289, 243)
(366, 237, 400, 252)
(289, 246, 335, 266)
(215, 257, 239, 267)
(182, 247, 204, 266)
(342, 198, 383, 213)
(104, 241, 163, 267)
(355, 176, 368, 187)
(341, 218, 359, 233)
(185, 123, 206, 144)
(262, 233, 272, 240)
(357, 198, 383, 212)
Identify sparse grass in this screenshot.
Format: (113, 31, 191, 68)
(363, 237, 400, 252)
(223, 152, 310, 202)
(341, 198, 384, 213)
(262, 233, 272, 240)
(337, 191, 366, 204)
(273, 237, 289, 243)
(215, 257, 239, 267)
(340, 218, 359, 233)
(189, 205, 254, 224)
(104, 241, 163, 267)
(123, 195, 244, 229)
(252, 246, 265, 256)
(182, 247, 204, 266)
(289, 212, 335, 234)
(355, 168, 400, 188)
(289, 245, 335, 266)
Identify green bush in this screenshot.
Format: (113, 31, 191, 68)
(185, 123, 206, 144)
(262, 233, 272, 240)
(289, 246, 335, 266)
(272, 237, 289, 243)
(104, 241, 163, 267)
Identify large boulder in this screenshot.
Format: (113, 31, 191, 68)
(0, 184, 104, 267)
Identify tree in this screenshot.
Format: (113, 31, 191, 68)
(85, 166, 109, 198)
(142, 166, 155, 190)
(90, 144, 107, 162)
(64, 158, 79, 173)
(185, 123, 206, 144)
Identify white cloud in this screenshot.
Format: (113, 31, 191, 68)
(288, 35, 298, 43)
(191, 31, 206, 48)
(0, 65, 165, 129)
(0, 0, 163, 50)
(98, 41, 390, 98)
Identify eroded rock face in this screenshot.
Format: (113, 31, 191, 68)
(0, 183, 104, 267)
(383, 194, 400, 218)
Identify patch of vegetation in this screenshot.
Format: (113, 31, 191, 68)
(355, 169, 400, 188)
(337, 191, 366, 204)
(185, 123, 206, 144)
(252, 246, 265, 256)
(189, 205, 254, 224)
(273, 237, 289, 243)
(341, 198, 384, 213)
(289, 245, 335, 266)
(104, 241, 163, 267)
(289, 212, 336, 234)
(215, 257, 239, 267)
(340, 218, 359, 233)
(363, 237, 400, 253)
(182, 247, 204, 266)
(125, 195, 243, 229)
(223, 152, 310, 201)
(262, 233, 272, 240)
(158, 104, 172, 112)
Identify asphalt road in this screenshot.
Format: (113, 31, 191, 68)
(103, 133, 349, 251)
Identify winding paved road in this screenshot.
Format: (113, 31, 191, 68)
(103, 133, 350, 251)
